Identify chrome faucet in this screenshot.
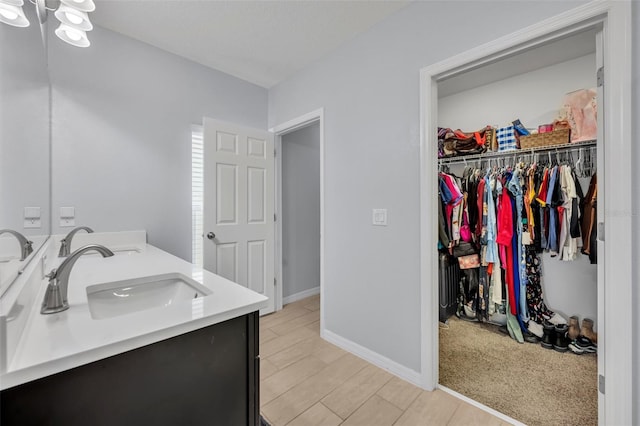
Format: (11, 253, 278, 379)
(59, 226, 93, 257)
(41, 244, 114, 314)
(0, 229, 33, 261)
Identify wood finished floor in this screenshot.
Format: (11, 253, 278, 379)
(260, 295, 509, 426)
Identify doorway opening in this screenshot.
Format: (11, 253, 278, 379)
(271, 109, 325, 331)
(279, 123, 321, 306)
(420, 2, 633, 426)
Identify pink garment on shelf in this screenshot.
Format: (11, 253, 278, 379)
(562, 88, 597, 142)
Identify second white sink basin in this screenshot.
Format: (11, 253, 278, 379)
(86, 273, 212, 320)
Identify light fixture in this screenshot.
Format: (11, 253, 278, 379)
(55, 22, 89, 47)
(60, 0, 95, 13)
(54, 4, 91, 31)
(54, 0, 94, 47)
(0, 0, 95, 48)
(0, 1, 29, 27)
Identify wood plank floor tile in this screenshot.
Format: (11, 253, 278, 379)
(270, 310, 320, 336)
(261, 353, 368, 425)
(260, 328, 279, 345)
(340, 395, 402, 426)
(376, 376, 422, 411)
(321, 364, 393, 419)
(260, 358, 279, 380)
(447, 401, 503, 426)
(260, 326, 318, 358)
(286, 402, 342, 426)
(261, 356, 327, 405)
(266, 336, 345, 370)
(306, 320, 320, 333)
(260, 306, 313, 330)
(394, 390, 461, 426)
(303, 298, 320, 311)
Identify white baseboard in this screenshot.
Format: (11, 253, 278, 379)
(321, 329, 423, 388)
(438, 385, 525, 426)
(283, 286, 320, 305)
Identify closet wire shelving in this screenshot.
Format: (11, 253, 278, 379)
(437, 139, 597, 176)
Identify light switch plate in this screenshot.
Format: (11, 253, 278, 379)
(24, 207, 41, 229)
(372, 208, 387, 226)
(60, 206, 75, 227)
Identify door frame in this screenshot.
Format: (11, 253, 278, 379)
(270, 109, 325, 323)
(419, 2, 632, 425)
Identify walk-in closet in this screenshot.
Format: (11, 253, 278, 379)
(435, 29, 601, 426)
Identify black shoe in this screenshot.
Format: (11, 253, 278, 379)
(574, 336, 597, 353)
(568, 340, 585, 355)
(541, 321, 556, 349)
(523, 330, 541, 344)
(553, 324, 569, 352)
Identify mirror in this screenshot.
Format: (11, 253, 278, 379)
(0, 5, 50, 295)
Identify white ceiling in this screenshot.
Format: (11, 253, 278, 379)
(91, 0, 410, 88)
(438, 29, 597, 98)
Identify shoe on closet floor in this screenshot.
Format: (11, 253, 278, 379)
(580, 318, 598, 344)
(573, 336, 597, 353)
(541, 321, 556, 349)
(522, 330, 540, 344)
(544, 312, 568, 326)
(459, 304, 478, 322)
(553, 324, 570, 352)
(568, 315, 580, 340)
(527, 321, 544, 338)
(568, 340, 586, 355)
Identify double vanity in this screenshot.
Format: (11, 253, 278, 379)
(0, 230, 267, 425)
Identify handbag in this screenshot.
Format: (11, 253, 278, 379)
(452, 241, 476, 257)
(458, 254, 480, 269)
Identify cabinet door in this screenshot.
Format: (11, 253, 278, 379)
(1, 314, 259, 426)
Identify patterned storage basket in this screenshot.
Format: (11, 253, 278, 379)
(519, 128, 571, 149)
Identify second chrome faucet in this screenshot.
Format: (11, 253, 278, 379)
(42, 244, 114, 314)
(59, 226, 93, 257)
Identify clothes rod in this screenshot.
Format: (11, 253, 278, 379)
(437, 139, 596, 166)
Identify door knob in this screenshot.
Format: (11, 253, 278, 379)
(207, 232, 216, 240)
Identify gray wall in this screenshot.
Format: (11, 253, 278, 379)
(281, 123, 320, 299)
(0, 11, 50, 236)
(48, 25, 267, 261)
(268, 0, 587, 372)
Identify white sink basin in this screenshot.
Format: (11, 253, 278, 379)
(86, 273, 212, 320)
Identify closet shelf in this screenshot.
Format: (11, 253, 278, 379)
(438, 139, 596, 166)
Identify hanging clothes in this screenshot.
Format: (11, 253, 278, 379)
(581, 173, 598, 263)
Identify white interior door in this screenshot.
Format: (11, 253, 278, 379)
(203, 118, 275, 314)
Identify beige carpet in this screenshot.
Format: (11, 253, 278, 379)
(439, 316, 597, 426)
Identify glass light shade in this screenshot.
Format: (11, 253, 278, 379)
(55, 23, 90, 47)
(55, 4, 92, 31)
(0, 0, 24, 7)
(0, 3, 29, 27)
(60, 0, 95, 13)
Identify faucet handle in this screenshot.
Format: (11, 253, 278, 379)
(58, 239, 68, 257)
(46, 268, 58, 281)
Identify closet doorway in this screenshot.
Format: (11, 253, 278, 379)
(279, 122, 321, 305)
(420, 2, 633, 426)
(271, 109, 325, 328)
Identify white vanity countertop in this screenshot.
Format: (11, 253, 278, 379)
(1, 244, 268, 390)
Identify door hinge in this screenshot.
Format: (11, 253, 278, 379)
(597, 66, 604, 87)
(273, 278, 277, 286)
(274, 149, 277, 157)
(599, 374, 605, 394)
(274, 213, 277, 222)
(597, 222, 605, 241)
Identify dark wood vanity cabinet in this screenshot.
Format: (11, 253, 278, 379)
(1, 312, 260, 426)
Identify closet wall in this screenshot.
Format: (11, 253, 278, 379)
(438, 50, 598, 324)
(281, 123, 321, 301)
